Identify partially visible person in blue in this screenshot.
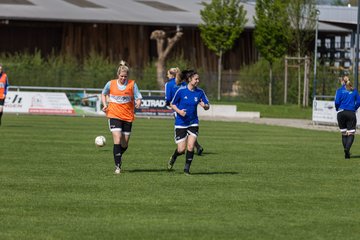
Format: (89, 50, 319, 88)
(165, 67, 184, 106)
(164, 67, 204, 156)
(167, 69, 210, 174)
(335, 78, 360, 159)
(0, 63, 9, 126)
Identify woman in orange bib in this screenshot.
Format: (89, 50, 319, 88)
(101, 61, 142, 174)
(0, 63, 9, 126)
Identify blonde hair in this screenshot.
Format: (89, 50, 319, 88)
(167, 67, 182, 85)
(345, 79, 353, 91)
(117, 60, 129, 75)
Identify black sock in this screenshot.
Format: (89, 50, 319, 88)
(184, 151, 194, 172)
(345, 135, 355, 151)
(0, 111, 2, 125)
(195, 141, 201, 149)
(113, 144, 122, 167)
(172, 149, 183, 160)
(342, 135, 347, 149)
(120, 146, 128, 154)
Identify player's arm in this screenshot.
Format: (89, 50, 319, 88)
(101, 82, 110, 112)
(164, 82, 171, 106)
(199, 91, 210, 110)
(4, 77, 9, 97)
(134, 83, 142, 109)
(355, 91, 360, 111)
(170, 103, 186, 117)
(334, 89, 342, 111)
(199, 101, 210, 110)
(170, 90, 186, 117)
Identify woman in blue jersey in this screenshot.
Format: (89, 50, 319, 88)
(167, 70, 210, 174)
(165, 67, 205, 156)
(335, 79, 360, 159)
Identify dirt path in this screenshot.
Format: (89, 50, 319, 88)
(200, 116, 339, 132)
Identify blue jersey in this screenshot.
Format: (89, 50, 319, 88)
(164, 78, 186, 105)
(335, 87, 360, 112)
(171, 86, 209, 128)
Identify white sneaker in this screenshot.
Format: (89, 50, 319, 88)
(114, 166, 121, 174)
(167, 156, 176, 170)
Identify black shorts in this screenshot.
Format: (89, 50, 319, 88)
(174, 126, 199, 143)
(108, 118, 132, 135)
(0, 99, 4, 106)
(337, 110, 357, 133)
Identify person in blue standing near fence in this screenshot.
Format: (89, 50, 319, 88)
(164, 67, 204, 156)
(167, 69, 210, 175)
(335, 77, 360, 159)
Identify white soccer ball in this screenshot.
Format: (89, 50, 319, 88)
(95, 136, 106, 147)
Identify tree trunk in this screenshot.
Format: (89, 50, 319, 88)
(156, 58, 165, 90)
(217, 50, 222, 101)
(297, 51, 301, 106)
(269, 62, 273, 106)
(150, 30, 183, 89)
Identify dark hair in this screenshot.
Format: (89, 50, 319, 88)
(180, 69, 197, 83)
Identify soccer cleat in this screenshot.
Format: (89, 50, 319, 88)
(184, 169, 191, 175)
(197, 147, 204, 156)
(167, 156, 176, 170)
(114, 165, 121, 174)
(344, 150, 350, 159)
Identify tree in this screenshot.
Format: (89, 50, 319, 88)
(287, 0, 317, 106)
(331, 0, 347, 5)
(287, 0, 317, 57)
(199, 0, 247, 100)
(150, 29, 183, 89)
(254, 0, 291, 105)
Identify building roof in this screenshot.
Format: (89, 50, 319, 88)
(318, 5, 357, 25)
(0, 0, 353, 32)
(0, 0, 208, 26)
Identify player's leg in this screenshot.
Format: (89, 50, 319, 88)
(120, 120, 132, 155)
(344, 111, 357, 159)
(168, 128, 187, 170)
(109, 118, 123, 173)
(0, 99, 4, 126)
(337, 111, 349, 158)
(183, 127, 198, 175)
(194, 140, 204, 156)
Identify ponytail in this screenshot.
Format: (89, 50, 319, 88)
(117, 60, 129, 75)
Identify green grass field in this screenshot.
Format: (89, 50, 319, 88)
(1, 114, 360, 240)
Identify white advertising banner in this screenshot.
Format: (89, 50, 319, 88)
(4, 91, 75, 115)
(312, 100, 337, 124)
(312, 99, 360, 125)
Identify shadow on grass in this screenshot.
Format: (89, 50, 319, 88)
(196, 152, 217, 156)
(349, 155, 360, 159)
(191, 171, 239, 175)
(97, 149, 111, 152)
(123, 169, 239, 175)
(3, 125, 32, 128)
(126, 169, 169, 173)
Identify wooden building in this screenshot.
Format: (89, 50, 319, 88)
(0, 0, 258, 72)
(0, 0, 354, 94)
